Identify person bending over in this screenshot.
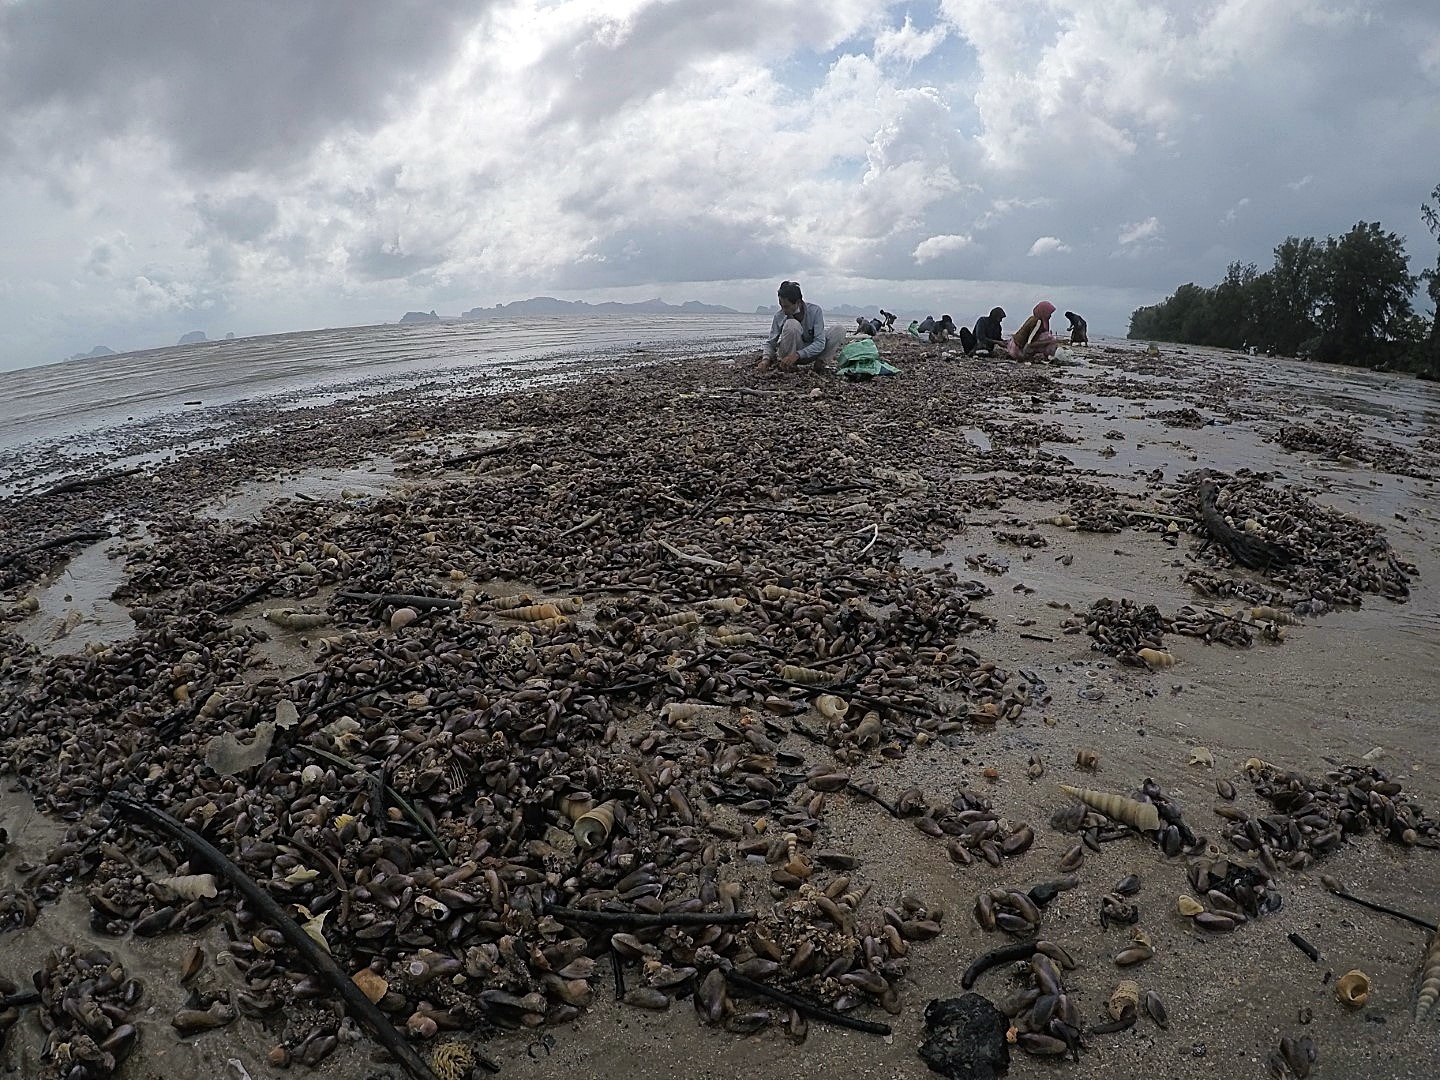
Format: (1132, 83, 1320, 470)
(1006, 301, 1061, 362)
(758, 280, 845, 373)
(916, 315, 957, 344)
(960, 307, 1007, 356)
(1064, 311, 1088, 344)
(879, 310, 897, 332)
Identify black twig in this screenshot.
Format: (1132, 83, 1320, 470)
(722, 969, 892, 1035)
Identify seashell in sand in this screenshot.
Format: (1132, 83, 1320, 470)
(573, 800, 618, 850)
(1108, 980, 1140, 1021)
(1057, 785, 1161, 832)
(1334, 969, 1371, 1008)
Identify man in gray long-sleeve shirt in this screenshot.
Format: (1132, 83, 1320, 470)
(758, 280, 845, 373)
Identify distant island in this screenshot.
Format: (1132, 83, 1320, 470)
(67, 345, 115, 361)
(753, 303, 881, 317)
(464, 297, 741, 318)
(393, 297, 914, 325)
(395, 297, 748, 324)
(178, 330, 207, 344)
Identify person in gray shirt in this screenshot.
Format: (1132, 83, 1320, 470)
(758, 280, 845, 373)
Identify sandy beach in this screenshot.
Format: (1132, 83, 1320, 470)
(1, 332, 1438, 1080)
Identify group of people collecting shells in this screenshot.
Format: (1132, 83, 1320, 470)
(756, 278, 1088, 379)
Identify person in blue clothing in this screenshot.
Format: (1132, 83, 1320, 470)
(757, 280, 845, 373)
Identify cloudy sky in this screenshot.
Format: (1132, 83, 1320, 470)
(1, 0, 1437, 369)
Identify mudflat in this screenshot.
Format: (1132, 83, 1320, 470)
(1, 335, 1437, 1080)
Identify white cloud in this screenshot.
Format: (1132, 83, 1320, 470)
(913, 233, 974, 262)
(1027, 236, 1071, 256)
(875, 15, 948, 67)
(0, 1, 1437, 366)
(1118, 216, 1162, 245)
(1221, 197, 1251, 224)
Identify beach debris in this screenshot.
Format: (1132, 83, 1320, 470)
(262, 607, 331, 630)
(152, 873, 219, 901)
(203, 720, 277, 776)
(1000, 952, 1083, 1059)
(1228, 761, 1440, 869)
(1075, 748, 1100, 770)
(1107, 980, 1140, 1021)
(1266, 1033, 1317, 1079)
(1177, 895, 1205, 917)
(1136, 647, 1176, 669)
(918, 993, 1010, 1080)
(1287, 932, 1321, 962)
(388, 606, 419, 631)
(1188, 746, 1214, 768)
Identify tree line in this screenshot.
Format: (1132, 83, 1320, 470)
(1128, 184, 1440, 377)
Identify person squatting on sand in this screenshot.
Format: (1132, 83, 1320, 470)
(1064, 310, 1088, 344)
(919, 315, 957, 343)
(1007, 301, 1062, 362)
(959, 307, 1006, 356)
(758, 280, 846, 373)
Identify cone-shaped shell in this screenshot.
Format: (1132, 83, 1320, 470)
(1417, 932, 1440, 1020)
(780, 664, 839, 686)
(1058, 785, 1160, 832)
(501, 603, 562, 622)
(1335, 969, 1371, 1008)
(574, 800, 618, 849)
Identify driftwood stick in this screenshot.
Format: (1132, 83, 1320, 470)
(0, 990, 41, 1009)
(1321, 876, 1437, 931)
(845, 781, 901, 818)
(36, 467, 144, 499)
(1287, 932, 1322, 962)
(544, 904, 756, 928)
(337, 591, 462, 610)
(301, 746, 452, 861)
(558, 511, 604, 538)
(439, 441, 533, 467)
(215, 575, 280, 616)
(0, 530, 110, 570)
(856, 523, 880, 555)
(722, 969, 892, 1036)
(1198, 477, 1290, 569)
(656, 538, 730, 571)
(1121, 508, 1195, 525)
(108, 792, 453, 1080)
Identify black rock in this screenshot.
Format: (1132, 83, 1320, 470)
(919, 993, 1011, 1080)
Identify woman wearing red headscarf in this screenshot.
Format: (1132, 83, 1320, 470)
(1006, 301, 1061, 361)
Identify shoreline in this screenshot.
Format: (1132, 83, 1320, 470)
(1, 335, 1438, 1079)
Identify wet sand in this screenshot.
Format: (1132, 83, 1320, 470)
(1, 334, 1438, 1080)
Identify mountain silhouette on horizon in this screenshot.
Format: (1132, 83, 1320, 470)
(459, 296, 741, 318)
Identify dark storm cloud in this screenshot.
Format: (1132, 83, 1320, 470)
(194, 194, 279, 243)
(0, 0, 496, 173)
(346, 234, 447, 282)
(534, 0, 859, 127)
